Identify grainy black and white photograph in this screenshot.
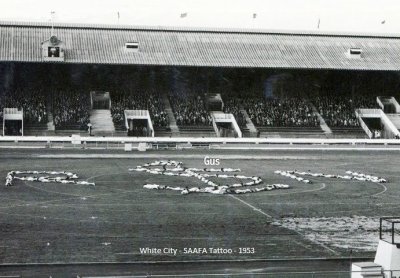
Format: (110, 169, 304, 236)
(0, 0, 400, 277)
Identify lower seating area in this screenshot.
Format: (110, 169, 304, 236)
(179, 125, 216, 137)
(0, 84, 384, 139)
(257, 126, 322, 133)
(242, 97, 320, 128)
(52, 90, 91, 130)
(314, 95, 377, 127)
(169, 90, 212, 127)
(24, 122, 49, 136)
(313, 95, 378, 136)
(0, 88, 47, 124)
(329, 126, 368, 138)
(154, 127, 172, 137)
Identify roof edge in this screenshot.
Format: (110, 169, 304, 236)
(1, 20, 400, 39)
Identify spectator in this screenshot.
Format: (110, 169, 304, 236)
(169, 90, 212, 126)
(111, 89, 169, 128)
(0, 88, 47, 124)
(314, 95, 377, 128)
(242, 97, 319, 127)
(52, 90, 90, 129)
(223, 99, 247, 127)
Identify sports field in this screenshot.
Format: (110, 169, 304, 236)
(0, 147, 398, 265)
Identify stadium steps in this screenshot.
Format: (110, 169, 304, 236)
(46, 112, 55, 132)
(162, 93, 180, 136)
(89, 109, 115, 136)
(309, 102, 333, 136)
(239, 107, 258, 137)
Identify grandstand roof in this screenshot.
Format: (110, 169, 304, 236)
(1, 21, 400, 70)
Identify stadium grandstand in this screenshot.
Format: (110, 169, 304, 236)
(3, 20, 400, 278)
(1, 21, 400, 139)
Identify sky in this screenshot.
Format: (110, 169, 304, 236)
(0, 0, 399, 33)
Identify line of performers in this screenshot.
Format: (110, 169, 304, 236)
(5, 170, 95, 187)
(275, 170, 387, 183)
(143, 183, 290, 195)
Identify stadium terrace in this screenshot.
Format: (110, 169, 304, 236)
(0, 21, 400, 140)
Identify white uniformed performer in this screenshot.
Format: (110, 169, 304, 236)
(77, 181, 95, 186)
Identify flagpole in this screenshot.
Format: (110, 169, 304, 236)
(252, 13, 257, 29)
(50, 11, 55, 36)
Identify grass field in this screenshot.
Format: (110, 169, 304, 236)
(0, 148, 398, 265)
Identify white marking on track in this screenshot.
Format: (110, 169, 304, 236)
(264, 183, 326, 197)
(229, 190, 339, 255)
(228, 195, 272, 218)
(371, 183, 388, 197)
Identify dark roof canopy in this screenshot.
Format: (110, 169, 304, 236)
(1, 21, 400, 70)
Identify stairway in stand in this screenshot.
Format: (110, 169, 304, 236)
(46, 104, 56, 135)
(239, 107, 258, 137)
(308, 102, 332, 137)
(89, 109, 115, 136)
(162, 93, 180, 136)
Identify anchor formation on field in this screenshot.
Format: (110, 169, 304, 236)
(130, 160, 290, 195)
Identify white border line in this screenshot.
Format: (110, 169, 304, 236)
(229, 195, 273, 218)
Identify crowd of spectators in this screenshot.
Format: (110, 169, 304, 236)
(169, 90, 212, 126)
(222, 99, 247, 127)
(0, 89, 47, 124)
(111, 90, 168, 128)
(314, 95, 377, 128)
(243, 97, 319, 127)
(52, 90, 90, 129)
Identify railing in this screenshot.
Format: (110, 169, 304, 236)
(380, 217, 400, 245)
(356, 108, 382, 117)
(3, 108, 23, 115)
(2, 136, 400, 146)
(213, 113, 234, 121)
(124, 110, 149, 118)
(78, 270, 398, 278)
